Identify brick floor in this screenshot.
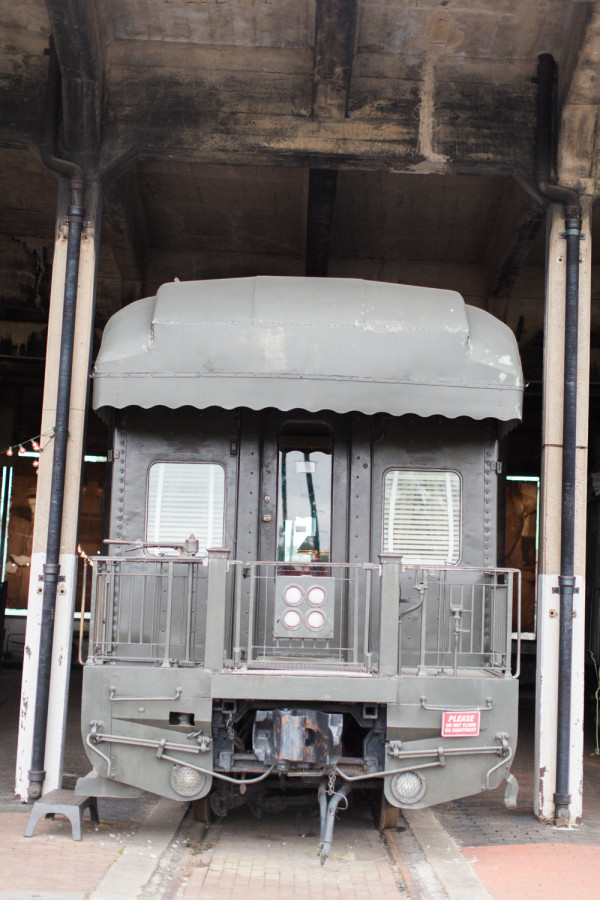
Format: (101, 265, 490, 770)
(178, 804, 405, 899)
(461, 844, 600, 900)
(0, 809, 123, 895)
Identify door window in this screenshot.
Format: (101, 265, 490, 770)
(276, 426, 332, 563)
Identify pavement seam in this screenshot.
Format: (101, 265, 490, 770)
(402, 808, 494, 900)
(89, 799, 188, 900)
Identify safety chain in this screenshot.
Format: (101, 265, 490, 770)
(327, 770, 337, 796)
(226, 710, 245, 751)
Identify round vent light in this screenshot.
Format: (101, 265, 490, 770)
(306, 610, 326, 630)
(307, 586, 326, 606)
(283, 585, 303, 606)
(283, 609, 302, 629)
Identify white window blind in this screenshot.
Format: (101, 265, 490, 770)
(383, 470, 460, 564)
(146, 463, 225, 553)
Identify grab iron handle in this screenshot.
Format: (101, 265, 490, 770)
(109, 686, 182, 702)
(420, 695, 493, 712)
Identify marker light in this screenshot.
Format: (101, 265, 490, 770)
(390, 771, 426, 804)
(307, 586, 326, 606)
(284, 585, 303, 606)
(170, 765, 207, 797)
(306, 610, 326, 630)
(283, 609, 302, 629)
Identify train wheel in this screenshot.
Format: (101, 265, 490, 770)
(377, 792, 399, 831)
(191, 796, 212, 824)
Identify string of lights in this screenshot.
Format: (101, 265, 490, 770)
(2, 429, 56, 469)
(77, 544, 94, 567)
(3, 428, 56, 456)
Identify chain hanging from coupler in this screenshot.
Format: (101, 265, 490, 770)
(317, 774, 351, 865)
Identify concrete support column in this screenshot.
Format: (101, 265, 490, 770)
(534, 198, 591, 824)
(16, 178, 102, 800)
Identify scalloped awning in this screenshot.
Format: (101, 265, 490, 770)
(92, 276, 523, 423)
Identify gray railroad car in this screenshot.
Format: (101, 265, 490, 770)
(78, 276, 523, 860)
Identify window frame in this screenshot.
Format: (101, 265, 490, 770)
(381, 466, 462, 566)
(276, 423, 334, 564)
(145, 460, 226, 556)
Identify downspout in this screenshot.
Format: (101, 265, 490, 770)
(27, 39, 86, 799)
(535, 52, 582, 824)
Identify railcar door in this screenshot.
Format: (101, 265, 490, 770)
(235, 409, 375, 665)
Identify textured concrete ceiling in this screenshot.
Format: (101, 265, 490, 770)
(1, 1, 600, 465)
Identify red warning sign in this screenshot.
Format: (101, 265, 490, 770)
(441, 710, 480, 737)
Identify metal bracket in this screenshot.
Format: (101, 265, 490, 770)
(552, 587, 579, 593)
(559, 232, 586, 239)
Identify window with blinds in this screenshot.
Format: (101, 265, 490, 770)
(146, 462, 225, 553)
(382, 470, 461, 564)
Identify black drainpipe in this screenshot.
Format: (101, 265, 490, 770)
(27, 39, 86, 800)
(535, 52, 582, 824)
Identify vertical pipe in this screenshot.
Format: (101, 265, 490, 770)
(554, 208, 581, 821)
(535, 53, 582, 824)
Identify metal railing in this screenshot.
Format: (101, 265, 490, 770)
(89, 556, 208, 664)
(229, 561, 378, 671)
(88, 554, 519, 677)
(397, 566, 521, 677)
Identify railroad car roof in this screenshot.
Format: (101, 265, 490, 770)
(92, 276, 523, 423)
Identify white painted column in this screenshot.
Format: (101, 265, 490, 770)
(16, 178, 101, 800)
(534, 198, 591, 824)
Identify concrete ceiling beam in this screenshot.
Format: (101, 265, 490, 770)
(100, 108, 532, 175)
(312, 0, 358, 119)
(45, 0, 105, 159)
(556, 5, 600, 194)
